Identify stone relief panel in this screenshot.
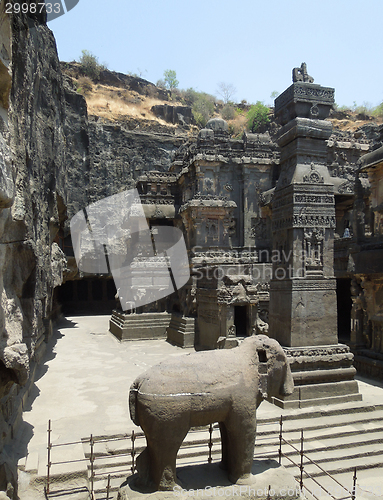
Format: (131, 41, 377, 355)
(304, 227, 324, 275)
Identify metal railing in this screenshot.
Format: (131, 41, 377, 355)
(278, 415, 358, 500)
(44, 416, 365, 500)
(45, 421, 217, 499)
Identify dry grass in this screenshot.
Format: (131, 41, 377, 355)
(329, 117, 383, 132)
(77, 82, 183, 125)
(227, 114, 248, 137)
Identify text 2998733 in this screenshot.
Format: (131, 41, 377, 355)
(5, 3, 62, 15)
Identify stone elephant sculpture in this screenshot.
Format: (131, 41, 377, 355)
(129, 335, 293, 491)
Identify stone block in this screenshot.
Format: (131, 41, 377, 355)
(269, 280, 338, 347)
(275, 83, 335, 125)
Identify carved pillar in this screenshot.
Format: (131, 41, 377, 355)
(268, 68, 361, 408)
(269, 84, 337, 347)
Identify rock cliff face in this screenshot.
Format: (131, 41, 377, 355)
(0, 5, 90, 496)
(85, 121, 184, 211)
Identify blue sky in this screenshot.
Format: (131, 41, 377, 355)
(49, 0, 383, 108)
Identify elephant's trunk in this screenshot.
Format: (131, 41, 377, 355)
(282, 363, 294, 396)
(129, 381, 140, 426)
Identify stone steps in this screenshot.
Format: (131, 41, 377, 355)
(254, 402, 383, 488)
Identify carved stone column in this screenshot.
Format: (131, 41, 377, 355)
(268, 66, 361, 408)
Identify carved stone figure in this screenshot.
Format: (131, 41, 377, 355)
(129, 335, 294, 491)
(292, 62, 314, 83)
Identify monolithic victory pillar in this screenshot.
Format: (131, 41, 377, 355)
(268, 64, 361, 407)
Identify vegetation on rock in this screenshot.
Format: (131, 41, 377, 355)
(246, 101, 271, 133)
(78, 50, 106, 80)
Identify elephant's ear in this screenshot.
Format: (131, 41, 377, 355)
(258, 348, 268, 399)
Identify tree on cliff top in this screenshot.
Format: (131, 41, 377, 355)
(163, 69, 179, 90)
(217, 82, 237, 104)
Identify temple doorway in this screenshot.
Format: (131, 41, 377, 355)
(337, 278, 352, 343)
(234, 305, 248, 337)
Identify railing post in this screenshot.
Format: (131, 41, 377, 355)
(299, 429, 304, 491)
(352, 467, 357, 500)
(278, 415, 283, 465)
(208, 423, 213, 463)
(106, 473, 111, 500)
(90, 434, 94, 494)
(46, 419, 52, 495)
(131, 430, 136, 474)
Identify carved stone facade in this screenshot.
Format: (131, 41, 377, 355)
(171, 119, 279, 347)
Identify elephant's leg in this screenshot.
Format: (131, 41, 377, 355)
(135, 447, 153, 490)
(219, 422, 228, 471)
(224, 417, 257, 484)
(145, 423, 189, 491)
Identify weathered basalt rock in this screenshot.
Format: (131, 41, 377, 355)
(151, 104, 195, 126)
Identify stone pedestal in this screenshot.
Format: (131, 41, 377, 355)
(268, 67, 361, 407)
(109, 310, 172, 341)
(117, 461, 301, 500)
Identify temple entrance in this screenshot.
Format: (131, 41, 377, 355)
(234, 305, 248, 337)
(337, 278, 352, 343)
(56, 278, 117, 314)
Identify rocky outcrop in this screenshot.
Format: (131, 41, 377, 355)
(151, 104, 195, 126)
(61, 61, 170, 101)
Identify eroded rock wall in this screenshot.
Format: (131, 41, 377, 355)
(0, 5, 88, 495)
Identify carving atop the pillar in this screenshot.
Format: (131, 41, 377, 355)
(292, 63, 314, 83)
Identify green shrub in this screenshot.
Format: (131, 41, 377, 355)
(221, 104, 236, 121)
(76, 76, 93, 95)
(372, 103, 383, 118)
(192, 93, 215, 127)
(78, 50, 106, 80)
(247, 101, 270, 133)
(183, 87, 199, 106)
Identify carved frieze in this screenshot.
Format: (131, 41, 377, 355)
(284, 344, 351, 358)
(273, 214, 336, 231)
